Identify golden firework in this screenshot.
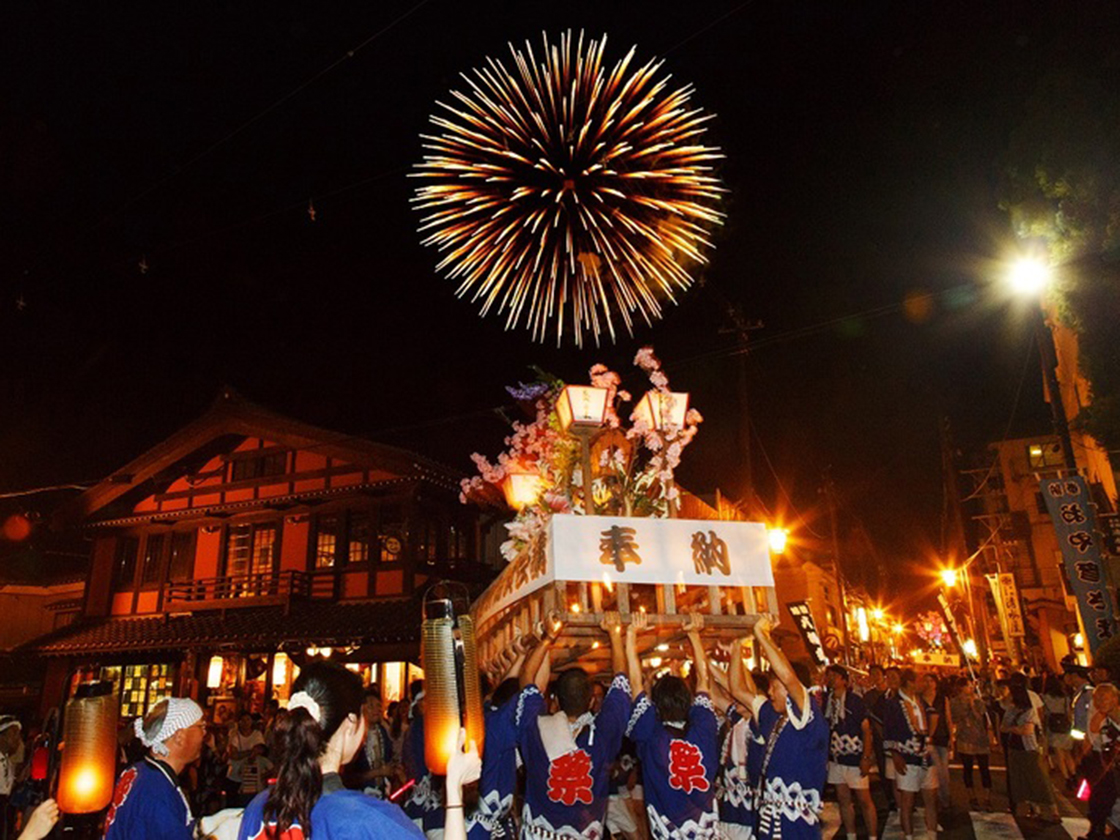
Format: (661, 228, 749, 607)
(412, 30, 725, 346)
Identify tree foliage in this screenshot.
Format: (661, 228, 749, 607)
(1000, 70, 1120, 450)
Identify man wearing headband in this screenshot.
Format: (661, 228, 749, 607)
(104, 697, 206, 840)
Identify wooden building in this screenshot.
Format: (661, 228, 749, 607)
(27, 389, 492, 721)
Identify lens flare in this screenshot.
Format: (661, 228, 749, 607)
(412, 30, 725, 346)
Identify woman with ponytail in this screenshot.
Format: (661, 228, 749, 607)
(238, 660, 478, 840)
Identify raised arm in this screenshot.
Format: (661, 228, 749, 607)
(623, 611, 648, 699)
(600, 610, 628, 679)
(521, 617, 562, 689)
(728, 636, 759, 709)
(683, 612, 710, 695)
(753, 615, 807, 713)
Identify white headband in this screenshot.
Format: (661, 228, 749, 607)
(288, 691, 322, 725)
(134, 698, 203, 756)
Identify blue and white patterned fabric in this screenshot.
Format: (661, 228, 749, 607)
(753, 692, 828, 840)
(824, 690, 867, 767)
(516, 672, 632, 840)
(627, 691, 719, 840)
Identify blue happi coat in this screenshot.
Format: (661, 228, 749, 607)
(515, 673, 632, 840)
(627, 691, 720, 840)
(103, 757, 195, 840)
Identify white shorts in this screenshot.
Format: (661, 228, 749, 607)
(896, 763, 938, 793)
(606, 795, 638, 835)
(828, 762, 870, 790)
(719, 823, 755, 840)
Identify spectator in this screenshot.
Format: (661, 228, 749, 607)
(921, 673, 951, 810)
(0, 717, 22, 840)
(226, 711, 266, 806)
(950, 678, 993, 810)
(1001, 677, 1060, 823)
(1041, 674, 1076, 789)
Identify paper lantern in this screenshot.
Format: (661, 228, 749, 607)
(632, 390, 689, 430)
(57, 684, 118, 814)
(421, 591, 484, 774)
(501, 465, 544, 512)
(207, 655, 224, 689)
(555, 385, 609, 432)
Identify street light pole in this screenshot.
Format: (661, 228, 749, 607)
(1032, 306, 1079, 472)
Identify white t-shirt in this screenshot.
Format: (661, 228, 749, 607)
(227, 728, 266, 782)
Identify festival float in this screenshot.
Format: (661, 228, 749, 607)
(462, 349, 779, 675)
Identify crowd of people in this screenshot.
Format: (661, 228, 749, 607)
(1, 625, 1117, 839)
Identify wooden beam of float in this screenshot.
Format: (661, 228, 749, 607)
(472, 514, 778, 673)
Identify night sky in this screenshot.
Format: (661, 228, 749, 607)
(3, 2, 1117, 597)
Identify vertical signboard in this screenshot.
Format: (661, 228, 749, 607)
(1041, 476, 1118, 656)
(787, 600, 828, 667)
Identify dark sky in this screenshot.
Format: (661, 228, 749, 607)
(2, 2, 1118, 595)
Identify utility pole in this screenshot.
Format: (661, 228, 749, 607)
(822, 469, 851, 665)
(940, 416, 988, 666)
(1033, 309, 1078, 472)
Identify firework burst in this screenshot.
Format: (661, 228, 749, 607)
(411, 30, 725, 346)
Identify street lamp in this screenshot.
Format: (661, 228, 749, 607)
(767, 527, 789, 555)
(555, 385, 610, 514)
(940, 568, 958, 588)
(1008, 256, 1051, 297)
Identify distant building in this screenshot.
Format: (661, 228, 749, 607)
(24, 389, 493, 721)
(964, 435, 1086, 671)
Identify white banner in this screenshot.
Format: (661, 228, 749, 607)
(548, 514, 773, 587)
(473, 515, 774, 625)
(911, 650, 960, 668)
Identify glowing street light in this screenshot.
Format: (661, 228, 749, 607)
(940, 568, 958, 588)
(871, 608, 885, 622)
(892, 623, 905, 635)
(1007, 256, 1052, 297)
(767, 527, 789, 555)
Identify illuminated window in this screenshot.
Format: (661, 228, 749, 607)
(349, 513, 371, 564)
(1027, 442, 1063, 469)
(224, 523, 279, 594)
(314, 516, 339, 569)
(112, 663, 175, 719)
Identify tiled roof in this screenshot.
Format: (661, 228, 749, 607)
(27, 598, 421, 655)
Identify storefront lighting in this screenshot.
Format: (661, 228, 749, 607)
(857, 607, 870, 643)
(272, 653, 289, 686)
(207, 656, 224, 690)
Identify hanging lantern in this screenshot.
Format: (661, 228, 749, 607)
(57, 682, 118, 814)
(207, 655, 224, 689)
(421, 585, 484, 775)
(632, 390, 689, 430)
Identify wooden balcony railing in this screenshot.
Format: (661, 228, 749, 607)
(164, 569, 337, 611)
